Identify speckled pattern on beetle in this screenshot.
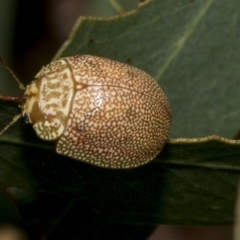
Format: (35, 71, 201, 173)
(22, 55, 171, 169)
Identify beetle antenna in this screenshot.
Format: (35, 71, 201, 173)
(0, 114, 22, 136)
(0, 57, 26, 90)
(0, 92, 23, 104)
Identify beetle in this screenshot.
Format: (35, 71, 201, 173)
(0, 55, 171, 169)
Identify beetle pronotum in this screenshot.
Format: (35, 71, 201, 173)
(0, 55, 171, 169)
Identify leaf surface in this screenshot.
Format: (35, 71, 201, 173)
(0, 0, 240, 226)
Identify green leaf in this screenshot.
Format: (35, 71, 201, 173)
(0, 0, 240, 227)
(0, 101, 239, 225)
(56, 0, 240, 139)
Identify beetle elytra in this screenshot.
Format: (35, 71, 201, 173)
(0, 55, 171, 169)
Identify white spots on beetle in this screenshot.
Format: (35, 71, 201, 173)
(105, 103, 115, 111)
(24, 54, 170, 169)
(116, 95, 122, 102)
(56, 77, 170, 168)
(23, 60, 75, 141)
(68, 118, 72, 127)
(36, 59, 67, 78)
(34, 122, 54, 140)
(39, 67, 74, 117)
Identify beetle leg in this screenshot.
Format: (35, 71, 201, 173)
(0, 114, 21, 136)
